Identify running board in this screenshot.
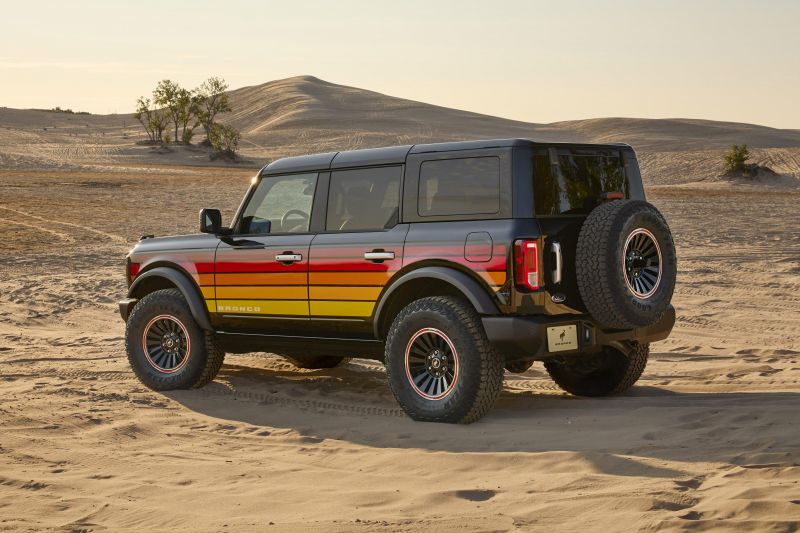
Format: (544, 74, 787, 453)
(217, 331, 385, 359)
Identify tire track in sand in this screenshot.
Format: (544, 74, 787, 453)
(0, 217, 74, 242)
(0, 206, 126, 242)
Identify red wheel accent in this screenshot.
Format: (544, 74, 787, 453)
(141, 314, 191, 373)
(404, 327, 459, 400)
(622, 228, 663, 299)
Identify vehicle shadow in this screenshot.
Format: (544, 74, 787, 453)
(165, 357, 800, 471)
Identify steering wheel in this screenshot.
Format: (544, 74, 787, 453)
(280, 209, 309, 232)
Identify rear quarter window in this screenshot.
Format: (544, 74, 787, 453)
(418, 157, 500, 216)
(533, 148, 630, 216)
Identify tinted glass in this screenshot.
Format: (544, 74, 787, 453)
(418, 157, 500, 217)
(326, 166, 401, 231)
(240, 173, 317, 234)
(533, 148, 629, 215)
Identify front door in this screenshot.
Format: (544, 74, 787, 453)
(212, 172, 318, 332)
(308, 166, 406, 328)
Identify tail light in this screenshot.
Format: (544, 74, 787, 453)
(514, 239, 540, 291)
(127, 258, 140, 285)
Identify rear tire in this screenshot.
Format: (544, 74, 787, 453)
(385, 296, 504, 424)
(576, 200, 676, 329)
(544, 342, 648, 397)
(126, 289, 225, 391)
(284, 356, 350, 369)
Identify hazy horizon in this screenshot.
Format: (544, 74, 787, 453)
(2, 0, 798, 129)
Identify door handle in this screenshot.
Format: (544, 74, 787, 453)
(364, 251, 395, 262)
(551, 241, 562, 284)
(275, 253, 302, 263)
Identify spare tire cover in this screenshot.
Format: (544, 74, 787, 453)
(575, 199, 676, 329)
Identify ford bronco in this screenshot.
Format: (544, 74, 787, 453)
(120, 139, 676, 423)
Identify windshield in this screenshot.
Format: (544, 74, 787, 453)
(533, 148, 630, 215)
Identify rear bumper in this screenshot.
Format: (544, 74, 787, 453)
(482, 305, 675, 361)
(118, 298, 138, 321)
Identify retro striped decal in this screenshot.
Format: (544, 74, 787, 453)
(130, 251, 220, 314)
(131, 237, 509, 321)
(207, 256, 310, 316)
(403, 243, 509, 291)
(307, 243, 403, 319)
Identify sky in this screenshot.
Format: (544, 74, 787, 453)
(1, 0, 798, 128)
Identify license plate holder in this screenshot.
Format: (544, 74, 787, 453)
(546, 324, 579, 352)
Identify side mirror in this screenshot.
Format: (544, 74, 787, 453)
(199, 208, 222, 234)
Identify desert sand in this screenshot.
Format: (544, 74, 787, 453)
(1, 77, 799, 531)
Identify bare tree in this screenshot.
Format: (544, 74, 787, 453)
(196, 77, 231, 144)
(153, 79, 185, 143)
(133, 97, 157, 143)
(133, 97, 169, 144)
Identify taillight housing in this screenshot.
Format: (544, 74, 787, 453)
(127, 258, 140, 286)
(514, 239, 540, 291)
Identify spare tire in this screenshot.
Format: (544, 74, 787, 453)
(576, 199, 676, 329)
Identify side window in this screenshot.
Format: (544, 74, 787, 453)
(418, 157, 500, 216)
(326, 166, 401, 232)
(240, 173, 317, 234)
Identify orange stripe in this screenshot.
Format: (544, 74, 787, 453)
(216, 286, 307, 300)
(215, 273, 307, 286)
(479, 272, 506, 286)
(310, 272, 394, 286)
(309, 286, 382, 301)
(197, 273, 214, 286)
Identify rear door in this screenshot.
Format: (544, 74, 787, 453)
(213, 172, 318, 331)
(308, 166, 406, 325)
(532, 146, 637, 310)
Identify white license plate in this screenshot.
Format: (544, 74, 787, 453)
(546, 324, 579, 352)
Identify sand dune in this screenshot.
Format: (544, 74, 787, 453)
(2, 75, 800, 186)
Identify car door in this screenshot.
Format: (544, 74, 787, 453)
(308, 166, 407, 329)
(212, 172, 319, 332)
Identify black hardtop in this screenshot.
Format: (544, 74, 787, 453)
(260, 138, 633, 176)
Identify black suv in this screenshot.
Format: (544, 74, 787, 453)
(120, 139, 676, 423)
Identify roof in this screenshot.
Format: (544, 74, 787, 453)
(260, 138, 631, 175)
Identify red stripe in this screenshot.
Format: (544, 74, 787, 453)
(309, 260, 396, 272)
(215, 261, 307, 273)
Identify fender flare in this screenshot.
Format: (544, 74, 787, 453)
(372, 266, 500, 338)
(128, 266, 213, 331)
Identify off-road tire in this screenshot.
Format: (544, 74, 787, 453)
(504, 360, 535, 374)
(284, 356, 350, 369)
(126, 289, 225, 390)
(576, 199, 676, 329)
(544, 342, 649, 397)
(384, 296, 504, 424)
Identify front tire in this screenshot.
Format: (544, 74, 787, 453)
(125, 288, 225, 390)
(385, 296, 504, 424)
(544, 342, 648, 397)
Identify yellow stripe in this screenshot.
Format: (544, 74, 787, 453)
(309, 286, 382, 301)
(215, 286, 307, 300)
(310, 300, 375, 317)
(200, 286, 215, 299)
(206, 300, 216, 313)
(214, 299, 308, 315)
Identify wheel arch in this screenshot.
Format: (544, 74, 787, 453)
(127, 266, 213, 331)
(373, 266, 500, 340)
